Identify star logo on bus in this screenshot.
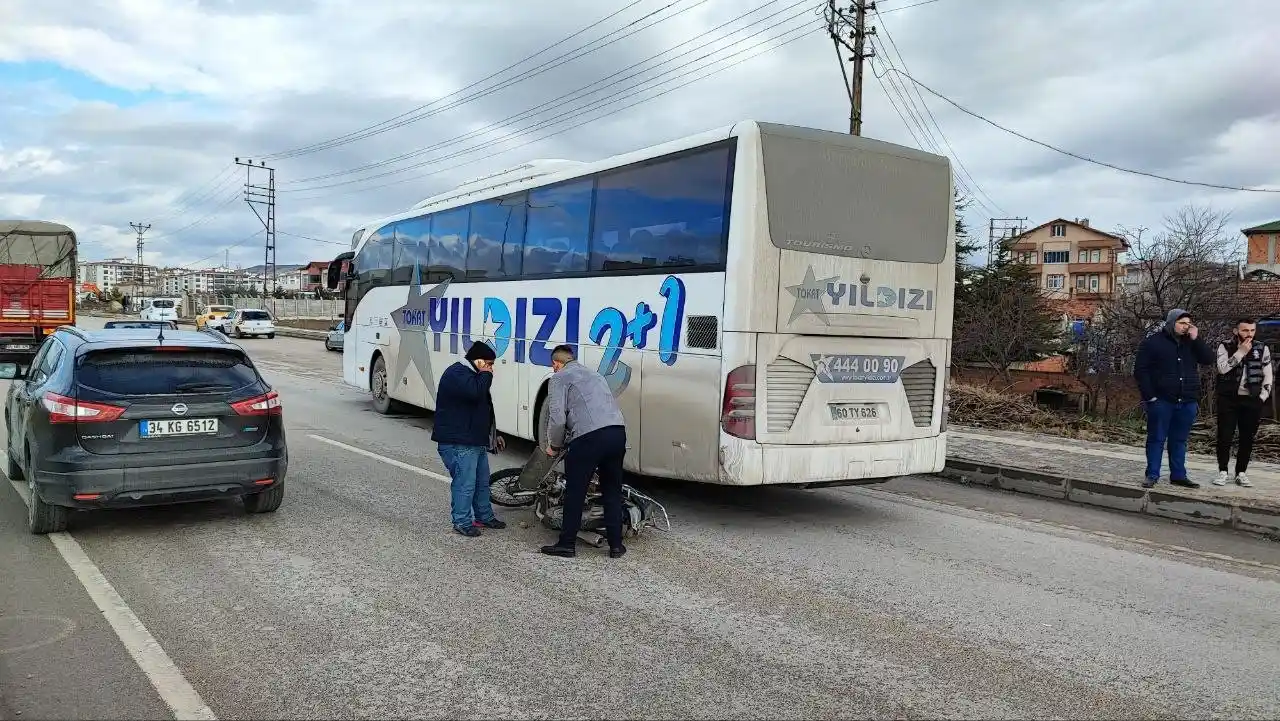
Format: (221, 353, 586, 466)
(389, 266, 451, 403)
(785, 266, 837, 325)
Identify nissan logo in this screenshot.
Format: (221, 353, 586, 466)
(171, 403, 189, 416)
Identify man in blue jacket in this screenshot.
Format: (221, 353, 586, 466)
(432, 341, 507, 536)
(1133, 308, 1216, 489)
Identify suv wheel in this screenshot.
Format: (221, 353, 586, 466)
(243, 482, 284, 513)
(27, 479, 68, 535)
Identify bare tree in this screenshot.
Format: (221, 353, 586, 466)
(1070, 203, 1247, 416)
(1116, 203, 1242, 327)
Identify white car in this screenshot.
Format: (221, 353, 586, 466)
(217, 308, 276, 339)
(140, 298, 179, 323)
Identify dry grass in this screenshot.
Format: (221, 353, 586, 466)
(949, 383, 1280, 462)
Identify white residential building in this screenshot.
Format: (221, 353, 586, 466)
(79, 258, 158, 290)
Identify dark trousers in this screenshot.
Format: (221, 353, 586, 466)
(1216, 394, 1263, 474)
(557, 425, 627, 548)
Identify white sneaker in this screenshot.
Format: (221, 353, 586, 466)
(1214, 471, 1230, 486)
(1236, 473, 1253, 488)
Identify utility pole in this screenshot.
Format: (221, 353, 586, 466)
(129, 222, 150, 288)
(235, 157, 276, 298)
(826, 0, 876, 135)
(988, 217, 1029, 265)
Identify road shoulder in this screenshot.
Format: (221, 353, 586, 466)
(0, 481, 172, 721)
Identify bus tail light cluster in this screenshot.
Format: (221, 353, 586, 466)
(721, 365, 756, 440)
(941, 368, 951, 431)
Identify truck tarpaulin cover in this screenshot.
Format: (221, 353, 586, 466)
(0, 220, 76, 277)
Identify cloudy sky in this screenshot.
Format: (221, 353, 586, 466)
(1, 0, 1278, 271)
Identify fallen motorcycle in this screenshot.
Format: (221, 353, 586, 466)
(488, 448, 671, 547)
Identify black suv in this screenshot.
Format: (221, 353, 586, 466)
(1, 325, 288, 533)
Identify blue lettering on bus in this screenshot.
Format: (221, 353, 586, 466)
(393, 274, 688, 382)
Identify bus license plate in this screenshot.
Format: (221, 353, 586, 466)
(829, 403, 881, 422)
(140, 418, 219, 437)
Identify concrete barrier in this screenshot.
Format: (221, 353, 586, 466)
(937, 461, 1280, 540)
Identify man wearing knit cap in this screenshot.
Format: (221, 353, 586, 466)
(432, 340, 507, 536)
(1133, 308, 1216, 489)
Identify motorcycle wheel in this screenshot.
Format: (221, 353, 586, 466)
(489, 467, 537, 507)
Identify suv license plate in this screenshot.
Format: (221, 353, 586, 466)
(140, 418, 219, 437)
(829, 403, 882, 422)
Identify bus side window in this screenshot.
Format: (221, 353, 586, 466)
(393, 216, 431, 285)
(466, 195, 526, 280)
(590, 146, 732, 273)
(524, 179, 591, 276)
(428, 207, 470, 283)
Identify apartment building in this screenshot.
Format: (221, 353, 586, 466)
(1009, 217, 1129, 300)
(78, 258, 158, 291)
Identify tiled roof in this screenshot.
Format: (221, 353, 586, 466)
(1243, 220, 1280, 234)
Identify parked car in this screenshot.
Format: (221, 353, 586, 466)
(324, 320, 344, 352)
(1, 325, 288, 534)
(195, 304, 235, 330)
(210, 309, 276, 339)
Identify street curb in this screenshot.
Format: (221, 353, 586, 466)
(937, 459, 1280, 540)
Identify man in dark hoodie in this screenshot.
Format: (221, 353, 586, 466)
(432, 341, 507, 536)
(1133, 308, 1216, 488)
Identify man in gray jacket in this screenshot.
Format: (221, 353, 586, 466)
(539, 344, 629, 559)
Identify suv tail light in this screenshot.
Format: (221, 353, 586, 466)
(231, 390, 282, 416)
(43, 392, 125, 424)
(721, 365, 756, 440)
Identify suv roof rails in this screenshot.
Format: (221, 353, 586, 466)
(55, 325, 88, 341)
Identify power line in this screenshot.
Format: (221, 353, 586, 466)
(286, 20, 821, 204)
(262, 0, 701, 160)
(878, 0, 945, 13)
(283, 0, 806, 188)
(282, 3, 819, 195)
(871, 8, 1005, 215)
(889, 68, 1280, 194)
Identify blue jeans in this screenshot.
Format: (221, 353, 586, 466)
(1144, 399, 1198, 481)
(437, 444, 495, 528)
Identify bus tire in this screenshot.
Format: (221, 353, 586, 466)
(534, 388, 551, 451)
(369, 354, 407, 415)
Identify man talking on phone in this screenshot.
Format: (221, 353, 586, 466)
(1133, 308, 1216, 489)
(432, 341, 507, 536)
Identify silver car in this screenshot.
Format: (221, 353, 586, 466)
(324, 320, 344, 352)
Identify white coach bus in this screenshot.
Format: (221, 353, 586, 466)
(326, 120, 955, 487)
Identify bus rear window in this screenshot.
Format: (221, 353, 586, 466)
(759, 123, 951, 264)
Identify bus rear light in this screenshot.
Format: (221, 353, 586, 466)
(941, 368, 951, 431)
(721, 364, 757, 440)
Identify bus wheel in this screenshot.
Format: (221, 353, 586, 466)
(370, 355, 406, 415)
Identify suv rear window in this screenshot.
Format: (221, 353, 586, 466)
(77, 349, 260, 396)
(241, 310, 271, 321)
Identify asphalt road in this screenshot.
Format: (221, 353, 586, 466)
(3, 317, 1279, 720)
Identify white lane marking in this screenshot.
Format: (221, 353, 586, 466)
(7, 477, 217, 720)
(307, 433, 451, 483)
